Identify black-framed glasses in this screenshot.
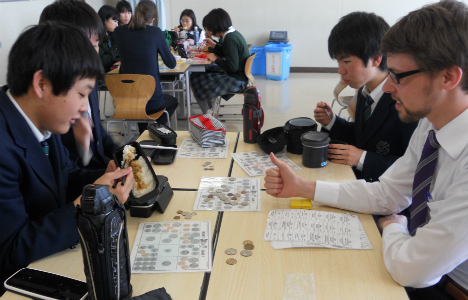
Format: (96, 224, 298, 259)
(387, 69, 422, 84)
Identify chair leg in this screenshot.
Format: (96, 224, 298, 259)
(164, 110, 171, 128)
(330, 99, 336, 108)
(211, 96, 221, 119)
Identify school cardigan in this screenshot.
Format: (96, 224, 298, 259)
(114, 25, 176, 107)
(209, 30, 249, 82)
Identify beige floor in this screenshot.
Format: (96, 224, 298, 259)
(100, 72, 356, 145)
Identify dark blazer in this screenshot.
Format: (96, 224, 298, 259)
(322, 87, 418, 182)
(0, 86, 103, 289)
(61, 83, 119, 170)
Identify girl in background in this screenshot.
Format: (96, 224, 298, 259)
(116, 0, 132, 25)
(173, 9, 205, 45)
(98, 5, 120, 72)
(114, 0, 178, 133)
(190, 8, 249, 114)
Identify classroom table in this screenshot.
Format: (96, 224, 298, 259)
(206, 192, 409, 300)
(136, 131, 239, 189)
(231, 138, 356, 188)
(4, 191, 217, 300)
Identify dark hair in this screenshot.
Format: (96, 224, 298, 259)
(382, 0, 468, 92)
(128, 0, 157, 30)
(116, 0, 132, 14)
(98, 5, 119, 25)
(202, 8, 232, 36)
(179, 9, 198, 31)
(39, 0, 104, 42)
(7, 21, 104, 96)
(328, 12, 389, 71)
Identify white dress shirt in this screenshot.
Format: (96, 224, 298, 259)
(7, 89, 51, 142)
(315, 107, 468, 289)
(324, 79, 387, 170)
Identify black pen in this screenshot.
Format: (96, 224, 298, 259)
(321, 101, 332, 121)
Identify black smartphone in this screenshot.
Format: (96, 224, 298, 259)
(4, 268, 88, 300)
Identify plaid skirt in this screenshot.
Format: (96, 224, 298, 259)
(190, 68, 247, 101)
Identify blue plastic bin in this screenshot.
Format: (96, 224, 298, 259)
(250, 46, 266, 76)
(265, 44, 293, 81)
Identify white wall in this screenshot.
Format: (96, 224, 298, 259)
(0, 0, 463, 85)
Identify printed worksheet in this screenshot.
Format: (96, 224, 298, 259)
(264, 209, 372, 250)
(130, 221, 212, 273)
(193, 177, 261, 211)
(231, 150, 302, 177)
(176, 138, 229, 159)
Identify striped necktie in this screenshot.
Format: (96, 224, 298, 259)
(408, 130, 440, 235)
(363, 94, 374, 122)
(40, 140, 49, 157)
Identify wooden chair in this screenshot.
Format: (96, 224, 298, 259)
(331, 78, 358, 120)
(105, 74, 170, 142)
(212, 53, 256, 122)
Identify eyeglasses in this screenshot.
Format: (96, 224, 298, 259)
(387, 69, 422, 84)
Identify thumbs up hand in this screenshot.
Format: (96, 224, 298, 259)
(264, 153, 316, 199)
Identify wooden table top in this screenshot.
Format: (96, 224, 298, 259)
(206, 192, 409, 300)
(136, 131, 239, 189)
(231, 139, 357, 188)
(4, 191, 216, 300)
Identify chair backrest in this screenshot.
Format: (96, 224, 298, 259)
(105, 74, 158, 120)
(245, 53, 256, 87)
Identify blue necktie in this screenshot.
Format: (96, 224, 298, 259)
(408, 130, 440, 235)
(40, 140, 49, 157)
(363, 94, 374, 122)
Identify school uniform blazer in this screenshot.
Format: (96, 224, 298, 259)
(61, 83, 119, 170)
(0, 86, 103, 287)
(322, 88, 418, 182)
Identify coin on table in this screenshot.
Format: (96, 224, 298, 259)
(185, 215, 192, 219)
(209, 168, 214, 171)
(234, 193, 241, 197)
(240, 250, 253, 257)
(224, 200, 231, 205)
(177, 210, 183, 214)
(221, 185, 227, 188)
(231, 197, 237, 200)
(228, 193, 233, 196)
(241, 191, 247, 194)
(241, 202, 249, 206)
(182, 212, 190, 216)
(243, 240, 254, 245)
(204, 168, 209, 171)
(216, 189, 223, 193)
(191, 212, 197, 216)
(225, 248, 237, 255)
(174, 216, 180, 220)
(204, 198, 211, 202)
(229, 178, 236, 181)
(244, 244, 254, 250)
(208, 189, 215, 193)
(223, 189, 230, 192)
(208, 195, 214, 198)
(226, 258, 237, 265)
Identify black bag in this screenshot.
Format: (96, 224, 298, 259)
(75, 184, 133, 300)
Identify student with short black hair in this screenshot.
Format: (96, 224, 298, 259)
(113, 0, 178, 133)
(313, 12, 418, 182)
(40, 0, 121, 170)
(190, 8, 250, 114)
(0, 21, 133, 294)
(116, 0, 132, 25)
(98, 5, 120, 72)
(173, 9, 205, 45)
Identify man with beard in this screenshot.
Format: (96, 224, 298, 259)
(265, 1, 468, 299)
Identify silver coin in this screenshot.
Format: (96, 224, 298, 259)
(185, 215, 192, 219)
(208, 189, 215, 193)
(204, 198, 211, 202)
(150, 257, 157, 261)
(229, 178, 236, 181)
(190, 263, 199, 268)
(191, 239, 200, 244)
(241, 202, 249, 206)
(188, 244, 194, 248)
(189, 257, 199, 263)
(145, 225, 152, 228)
(192, 228, 199, 231)
(162, 238, 172, 243)
(224, 205, 232, 209)
(135, 262, 141, 266)
(139, 246, 146, 249)
(191, 212, 197, 216)
(240, 250, 253, 257)
(231, 201, 238, 206)
(234, 193, 241, 197)
(216, 189, 223, 193)
(148, 266, 155, 270)
(164, 249, 172, 253)
(151, 253, 158, 256)
(224, 200, 231, 205)
(225, 248, 237, 255)
(144, 229, 151, 233)
(180, 250, 189, 255)
(144, 257, 151, 261)
(146, 236, 155, 241)
(169, 234, 178, 238)
(154, 224, 162, 228)
(172, 223, 181, 227)
(192, 233, 200, 237)
(192, 247, 199, 251)
(152, 229, 161, 233)
(223, 189, 230, 192)
(151, 249, 158, 252)
(147, 245, 154, 249)
(192, 252, 199, 255)
(162, 261, 171, 266)
(133, 267, 140, 271)
(182, 212, 190, 216)
(221, 185, 227, 188)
